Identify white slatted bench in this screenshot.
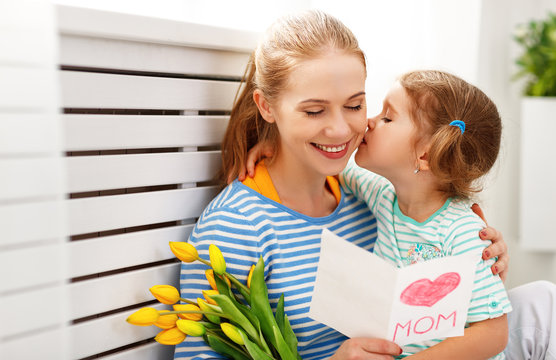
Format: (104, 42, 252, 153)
(1, 4, 258, 360)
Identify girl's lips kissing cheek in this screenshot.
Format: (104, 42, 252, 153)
(311, 141, 350, 159)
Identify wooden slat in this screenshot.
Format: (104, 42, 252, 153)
(1, 285, 66, 337)
(69, 303, 166, 359)
(60, 71, 239, 110)
(68, 186, 219, 235)
(0, 242, 64, 293)
(0, 200, 64, 246)
(57, 5, 259, 53)
(67, 151, 221, 193)
(68, 225, 193, 278)
(63, 115, 228, 151)
(0, 114, 61, 154)
(69, 263, 179, 320)
(1, 327, 67, 359)
(60, 34, 249, 78)
(0, 157, 63, 201)
(101, 341, 174, 360)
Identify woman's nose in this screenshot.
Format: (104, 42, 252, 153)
(325, 112, 351, 138)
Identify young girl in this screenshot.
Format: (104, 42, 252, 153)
(340, 70, 511, 359)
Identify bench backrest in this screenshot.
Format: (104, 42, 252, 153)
(1, 4, 258, 359)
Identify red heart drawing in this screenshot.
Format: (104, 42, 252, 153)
(400, 272, 461, 307)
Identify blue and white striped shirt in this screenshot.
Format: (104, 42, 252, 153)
(340, 162, 511, 359)
(174, 179, 377, 360)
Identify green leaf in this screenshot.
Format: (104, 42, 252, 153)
(239, 328, 276, 360)
(272, 325, 297, 360)
(282, 314, 299, 357)
(210, 294, 260, 344)
(512, 12, 556, 96)
(275, 294, 285, 334)
(204, 333, 251, 360)
(250, 257, 297, 360)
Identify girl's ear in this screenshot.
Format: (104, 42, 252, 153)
(416, 142, 431, 171)
(253, 90, 275, 123)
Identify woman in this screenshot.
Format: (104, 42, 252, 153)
(174, 10, 554, 360)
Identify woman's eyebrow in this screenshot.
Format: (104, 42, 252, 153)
(348, 91, 366, 100)
(299, 91, 366, 105)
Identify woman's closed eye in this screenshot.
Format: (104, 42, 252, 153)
(305, 110, 324, 117)
(345, 104, 362, 111)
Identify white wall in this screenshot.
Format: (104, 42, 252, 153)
(476, 0, 556, 289)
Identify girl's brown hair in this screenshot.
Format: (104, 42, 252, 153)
(399, 70, 502, 199)
(220, 10, 366, 184)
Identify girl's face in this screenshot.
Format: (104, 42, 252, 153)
(355, 82, 419, 180)
(265, 50, 367, 178)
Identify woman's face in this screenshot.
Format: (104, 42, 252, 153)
(265, 50, 367, 178)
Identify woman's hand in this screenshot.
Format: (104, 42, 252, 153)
(471, 204, 509, 282)
(330, 338, 402, 360)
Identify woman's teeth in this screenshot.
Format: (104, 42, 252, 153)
(314, 143, 347, 153)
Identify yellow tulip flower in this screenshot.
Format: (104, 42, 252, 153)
(247, 264, 256, 288)
(197, 298, 221, 324)
(126, 307, 160, 326)
(202, 289, 219, 305)
(205, 269, 231, 291)
(209, 244, 226, 275)
(154, 310, 178, 329)
(176, 319, 206, 337)
(173, 304, 203, 321)
(221, 323, 244, 345)
(150, 285, 181, 305)
(169, 241, 199, 263)
(154, 327, 186, 345)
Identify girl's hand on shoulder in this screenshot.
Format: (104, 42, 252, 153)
(471, 204, 509, 282)
(330, 338, 402, 360)
(232, 141, 275, 183)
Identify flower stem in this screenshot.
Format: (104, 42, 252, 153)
(162, 310, 230, 319)
(224, 272, 251, 296)
(196, 256, 250, 296)
(179, 298, 197, 305)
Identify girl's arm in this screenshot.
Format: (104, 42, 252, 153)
(339, 160, 392, 215)
(407, 315, 508, 360)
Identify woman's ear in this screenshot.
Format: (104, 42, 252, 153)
(253, 90, 275, 123)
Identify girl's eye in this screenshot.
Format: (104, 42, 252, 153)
(306, 110, 323, 117)
(382, 117, 392, 123)
(346, 105, 362, 111)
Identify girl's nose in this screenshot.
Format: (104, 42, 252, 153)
(367, 117, 376, 131)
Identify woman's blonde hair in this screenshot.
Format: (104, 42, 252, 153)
(220, 10, 366, 183)
(399, 70, 502, 199)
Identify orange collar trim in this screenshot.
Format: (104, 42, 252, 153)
(241, 161, 341, 205)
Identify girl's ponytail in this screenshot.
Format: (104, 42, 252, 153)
(400, 70, 502, 200)
(427, 123, 481, 198)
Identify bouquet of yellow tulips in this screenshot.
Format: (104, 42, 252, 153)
(126, 241, 302, 360)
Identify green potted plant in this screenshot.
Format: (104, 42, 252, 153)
(513, 12, 556, 96)
(513, 12, 556, 251)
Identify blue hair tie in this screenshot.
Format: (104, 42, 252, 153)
(449, 120, 465, 134)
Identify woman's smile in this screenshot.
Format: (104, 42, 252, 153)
(312, 140, 350, 159)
